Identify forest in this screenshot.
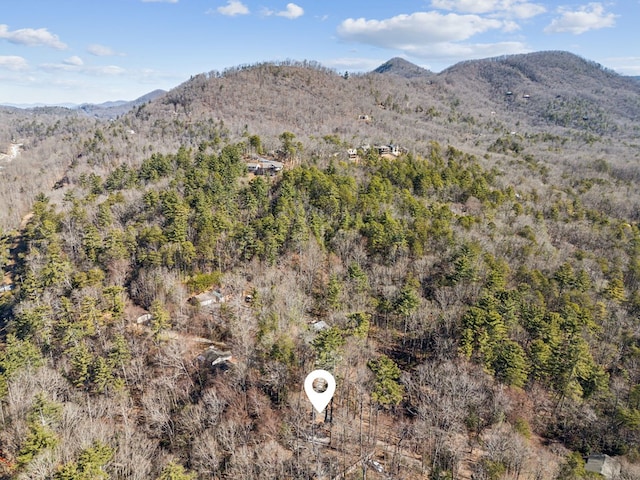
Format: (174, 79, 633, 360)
(1, 51, 640, 479)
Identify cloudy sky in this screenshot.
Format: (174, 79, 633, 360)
(1, 0, 638, 105)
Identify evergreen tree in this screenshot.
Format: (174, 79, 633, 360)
(156, 461, 197, 480)
(368, 355, 404, 408)
(150, 300, 171, 340)
(55, 441, 114, 480)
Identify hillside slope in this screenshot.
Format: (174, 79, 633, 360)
(439, 51, 640, 133)
(121, 51, 640, 156)
(1, 51, 640, 478)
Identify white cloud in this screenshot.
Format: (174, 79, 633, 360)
(87, 44, 117, 56)
(277, 3, 304, 19)
(40, 62, 126, 76)
(0, 55, 29, 71)
(325, 40, 530, 73)
(431, 0, 497, 13)
(545, 3, 617, 35)
(336, 10, 533, 68)
(405, 41, 529, 60)
(217, 0, 250, 16)
(323, 57, 389, 71)
(337, 12, 503, 48)
(510, 2, 546, 19)
(431, 0, 545, 18)
(0, 24, 67, 49)
(94, 65, 126, 75)
(63, 56, 84, 66)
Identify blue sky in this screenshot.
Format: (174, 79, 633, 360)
(1, 0, 638, 105)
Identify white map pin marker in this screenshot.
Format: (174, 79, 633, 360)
(304, 369, 336, 413)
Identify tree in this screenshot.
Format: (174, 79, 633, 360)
(248, 134, 263, 155)
(150, 299, 171, 340)
(156, 461, 197, 480)
(493, 340, 529, 388)
(368, 355, 404, 408)
(554, 452, 587, 480)
(604, 276, 626, 303)
(347, 312, 371, 339)
(0, 334, 43, 396)
(393, 276, 420, 317)
(17, 423, 58, 468)
(67, 342, 92, 389)
(279, 131, 302, 161)
(109, 333, 129, 363)
(17, 393, 61, 467)
(102, 285, 125, 320)
(91, 356, 113, 393)
(312, 327, 345, 370)
(28, 392, 62, 427)
(326, 274, 342, 310)
(54, 441, 114, 480)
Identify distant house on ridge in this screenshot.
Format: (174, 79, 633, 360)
(247, 157, 284, 176)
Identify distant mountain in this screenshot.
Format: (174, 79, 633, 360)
(130, 51, 639, 151)
(441, 51, 627, 89)
(437, 50, 640, 132)
(77, 89, 167, 118)
(92, 100, 129, 109)
(0, 89, 166, 118)
(1, 102, 77, 109)
(373, 57, 433, 78)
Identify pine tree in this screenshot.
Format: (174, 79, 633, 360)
(156, 461, 197, 480)
(54, 441, 114, 480)
(150, 300, 171, 340)
(368, 355, 404, 408)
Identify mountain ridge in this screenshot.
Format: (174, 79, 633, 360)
(130, 50, 640, 150)
(0, 89, 167, 118)
(372, 57, 434, 78)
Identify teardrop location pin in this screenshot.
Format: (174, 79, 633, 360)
(304, 369, 336, 413)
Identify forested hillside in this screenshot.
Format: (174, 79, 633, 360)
(1, 51, 640, 479)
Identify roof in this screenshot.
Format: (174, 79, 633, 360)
(193, 289, 224, 305)
(585, 454, 620, 479)
(311, 321, 329, 331)
(248, 157, 283, 171)
(197, 347, 232, 367)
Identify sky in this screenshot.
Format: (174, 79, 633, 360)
(1, 0, 639, 105)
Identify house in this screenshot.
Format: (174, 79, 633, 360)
(375, 144, 391, 155)
(192, 289, 225, 307)
(196, 346, 233, 368)
(247, 158, 284, 176)
(358, 114, 371, 121)
(585, 454, 620, 479)
(0, 284, 13, 294)
(347, 148, 358, 159)
(311, 321, 329, 332)
(136, 313, 152, 324)
(374, 144, 404, 157)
